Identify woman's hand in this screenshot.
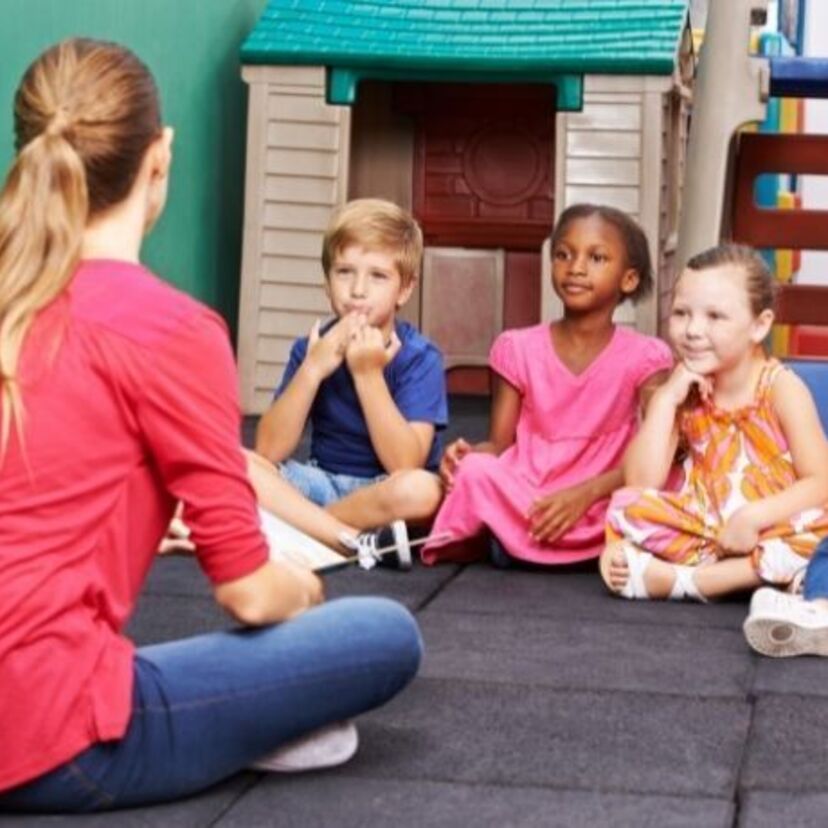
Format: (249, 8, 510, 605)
(345, 325, 401, 375)
(528, 482, 594, 543)
(215, 559, 325, 626)
(717, 504, 761, 557)
(275, 560, 325, 615)
(439, 438, 472, 490)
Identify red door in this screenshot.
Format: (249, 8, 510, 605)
(396, 83, 555, 392)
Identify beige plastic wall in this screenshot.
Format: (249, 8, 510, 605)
(239, 62, 691, 411)
(238, 65, 351, 413)
(543, 74, 674, 333)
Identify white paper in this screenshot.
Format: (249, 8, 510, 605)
(258, 507, 345, 571)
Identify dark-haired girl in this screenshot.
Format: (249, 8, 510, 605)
(422, 204, 673, 567)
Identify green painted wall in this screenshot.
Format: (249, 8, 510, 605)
(0, 0, 268, 333)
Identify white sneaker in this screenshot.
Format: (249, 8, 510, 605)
(249, 721, 359, 773)
(743, 587, 828, 658)
(343, 521, 412, 571)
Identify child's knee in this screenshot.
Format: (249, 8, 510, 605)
(385, 470, 442, 519)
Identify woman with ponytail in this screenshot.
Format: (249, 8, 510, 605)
(0, 39, 421, 813)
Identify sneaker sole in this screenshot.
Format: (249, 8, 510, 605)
(743, 616, 828, 658)
(250, 721, 359, 773)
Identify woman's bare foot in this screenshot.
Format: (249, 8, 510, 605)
(157, 503, 196, 556)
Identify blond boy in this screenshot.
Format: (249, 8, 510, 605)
(253, 199, 446, 562)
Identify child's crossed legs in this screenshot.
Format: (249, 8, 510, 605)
(598, 485, 820, 601)
(600, 541, 761, 601)
(246, 450, 442, 550)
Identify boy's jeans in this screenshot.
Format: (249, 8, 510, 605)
(0, 597, 421, 813)
(280, 458, 386, 507)
(804, 537, 828, 600)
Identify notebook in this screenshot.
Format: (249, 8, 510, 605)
(258, 507, 349, 573)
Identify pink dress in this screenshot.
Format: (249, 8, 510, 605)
(422, 324, 673, 566)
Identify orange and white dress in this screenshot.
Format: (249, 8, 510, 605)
(606, 360, 828, 585)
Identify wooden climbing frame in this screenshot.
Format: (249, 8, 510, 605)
(731, 131, 828, 327)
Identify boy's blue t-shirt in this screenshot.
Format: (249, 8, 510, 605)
(276, 319, 448, 477)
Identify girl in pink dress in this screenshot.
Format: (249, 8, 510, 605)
(422, 204, 673, 567)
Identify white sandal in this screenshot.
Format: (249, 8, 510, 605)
(618, 544, 653, 599)
(617, 544, 707, 603)
(669, 564, 708, 603)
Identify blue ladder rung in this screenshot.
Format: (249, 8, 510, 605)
(769, 57, 828, 99)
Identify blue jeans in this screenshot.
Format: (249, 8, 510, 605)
(279, 459, 386, 507)
(804, 538, 828, 600)
(0, 597, 421, 814)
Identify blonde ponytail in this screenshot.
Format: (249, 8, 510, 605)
(0, 38, 161, 458)
(0, 128, 88, 453)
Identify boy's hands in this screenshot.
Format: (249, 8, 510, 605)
(528, 481, 594, 543)
(305, 315, 402, 380)
(303, 315, 360, 381)
(439, 438, 472, 490)
(345, 324, 402, 375)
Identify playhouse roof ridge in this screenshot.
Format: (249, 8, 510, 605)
(242, 0, 690, 78)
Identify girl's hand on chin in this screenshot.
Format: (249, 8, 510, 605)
(659, 362, 712, 407)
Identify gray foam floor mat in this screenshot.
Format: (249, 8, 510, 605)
(4, 400, 827, 826)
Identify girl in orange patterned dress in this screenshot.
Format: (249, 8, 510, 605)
(600, 244, 828, 602)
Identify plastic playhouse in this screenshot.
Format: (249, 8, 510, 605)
(235, 0, 693, 411)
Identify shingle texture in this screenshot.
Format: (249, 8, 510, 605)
(242, 0, 689, 75)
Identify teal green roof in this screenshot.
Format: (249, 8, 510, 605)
(242, 1, 689, 77)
